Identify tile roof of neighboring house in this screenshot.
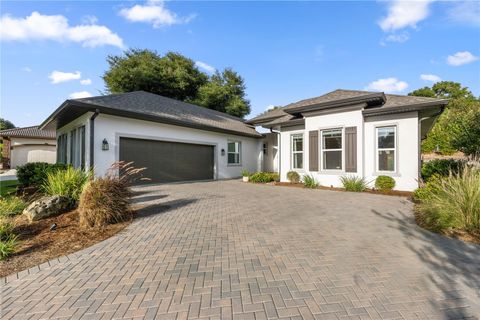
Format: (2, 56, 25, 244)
(41, 91, 261, 138)
(0, 126, 56, 139)
(247, 89, 448, 126)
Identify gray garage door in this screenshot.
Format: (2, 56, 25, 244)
(119, 137, 214, 184)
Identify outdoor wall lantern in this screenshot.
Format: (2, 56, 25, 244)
(102, 138, 109, 151)
(221, 148, 225, 156)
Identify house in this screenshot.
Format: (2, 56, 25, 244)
(248, 89, 448, 191)
(39, 91, 262, 183)
(0, 126, 56, 169)
(39, 89, 447, 191)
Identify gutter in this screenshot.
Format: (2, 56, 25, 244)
(89, 110, 100, 174)
(270, 127, 281, 180)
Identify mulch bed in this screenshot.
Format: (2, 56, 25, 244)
(269, 182, 413, 198)
(0, 211, 131, 278)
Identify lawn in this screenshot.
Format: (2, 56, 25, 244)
(0, 180, 19, 197)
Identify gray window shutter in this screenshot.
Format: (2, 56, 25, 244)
(345, 127, 357, 172)
(309, 130, 319, 171)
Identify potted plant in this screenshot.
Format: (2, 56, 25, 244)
(241, 169, 250, 182)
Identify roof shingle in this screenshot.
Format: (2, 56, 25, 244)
(0, 126, 56, 139)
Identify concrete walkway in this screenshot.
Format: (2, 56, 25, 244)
(1, 181, 479, 319)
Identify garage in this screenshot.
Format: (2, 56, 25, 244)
(119, 137, 214, 183)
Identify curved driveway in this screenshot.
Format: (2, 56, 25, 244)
(1, 181, 479, 319)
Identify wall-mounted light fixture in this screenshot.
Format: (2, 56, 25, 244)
(221, 148, 225, 156)
(102, 138, 109, 151)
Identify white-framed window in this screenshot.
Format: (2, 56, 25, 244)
(377, 126, 396, 172)
(57, 134, 68, 164)
(69, 126, 86, 169)
(322, 128, 343, 170)
(227, 141, 241, 165)
(263, 143, 268, 155)
(291, 134, 304, 170)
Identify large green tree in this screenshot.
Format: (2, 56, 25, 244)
(0, 118, 15, 131)
(409, 81, 479, 156)
(103, 49, 251, 118)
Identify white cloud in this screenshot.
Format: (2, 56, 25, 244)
(420, 74, 441, 82)
(49, 70, 81, 84)
(385, 33, 410, 43)
(447, 51, 479, 66)
(195, 61, 215, 73)
(119, 0, 195, 28)
(69, 91, 92, 99)
(0, 11, 124, 48)
(365, 77, 409, 93)
(80, 78, 92, 85)
(21, 66, 32, 72)
(447, 1, 480, 27)
(378, 0, 434, 32)
(266, 105, 275, 111)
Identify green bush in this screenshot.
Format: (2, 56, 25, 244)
(340, 176, 367, 192)
(42, 167, 90, 203)
(241, 169, 250, 177)
(417, 167, 480, 232)
(421, 159, 465, 182)
(249, 172, 279, 183)
(16, 162, 69, 187)
(286, 171, 300, 183)
(303, 175, 319, 189)
(0, 220, 18, 261)
(0, 196, 26, 217)
(375, 175, 395, 191)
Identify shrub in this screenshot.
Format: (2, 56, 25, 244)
(375, 175, 395, 191)
(0, 220, 14, 240)
(0, 220, 18, 261)
(0, 196, 26, 217)
(17, 162, 69, 187)
(303, 175, 319, 189)
(249, 172, 279, 183)
(417, 167, 480, 232)
(421, 159, 465, 182)
(286, 171, 300, 184)
(241, 169, 250, 177)
(78, 162, 145, 228)
(340, 176, 367, 192)
(42, 167, 90, 203)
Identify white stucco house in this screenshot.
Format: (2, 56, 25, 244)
(0, 126, 56, 169)
(39, 89, 447, 191)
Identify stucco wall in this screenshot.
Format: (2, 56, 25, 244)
(92, 114, 262, 179)
(278, 109, 420, 191)
(10, 137, 56, 168)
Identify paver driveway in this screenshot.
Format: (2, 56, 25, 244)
(1, 181, 479, 320)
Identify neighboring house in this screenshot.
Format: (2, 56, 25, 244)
(0, 126, 56, 169)
(39, 91, 262, 183)
(39, 89, 447, 190)
(248, 89, 448, 191)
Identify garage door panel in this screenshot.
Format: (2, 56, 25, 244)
(119, 138, 214, 184)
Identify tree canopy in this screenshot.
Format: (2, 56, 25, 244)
(103, 49, 251, 118)
(408, 81, 480, 156)
(0, 118, 15, 131)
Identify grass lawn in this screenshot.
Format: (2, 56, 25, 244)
(0, 180, 19, 197)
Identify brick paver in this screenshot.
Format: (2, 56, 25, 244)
(1, 180, 479, 319)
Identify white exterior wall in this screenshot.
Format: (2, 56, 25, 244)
(93, 114, 262, 179)
(10, 137, 56, 168)
(364, 111, 419, 191)
(278, 109, 420, 191)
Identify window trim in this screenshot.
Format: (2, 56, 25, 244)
(290, 133, 304, 170)
(320, 127, 344, 172)
(227, 141, 242, 166)
(375, 125, 397, 174)
(68, 125, 86, 170)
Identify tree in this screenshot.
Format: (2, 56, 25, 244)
(0, 118, 15, 131)
(103, 49, 207, 101)
(193, 69, 251, 118)
(409, 81, 479, 155)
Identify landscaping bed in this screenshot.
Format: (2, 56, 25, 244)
(272, 182, 413, 197)
(0, 210, 131, 278)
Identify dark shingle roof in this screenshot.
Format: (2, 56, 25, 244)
(44, 91, 261, 138)
(284, 89, 379, 111)
(0, 126, 55, 139)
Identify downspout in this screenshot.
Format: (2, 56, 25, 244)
(270, 127, 281, 179)
(89, 109, 100, 175)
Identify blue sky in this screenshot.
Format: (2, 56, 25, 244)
(1, 0, 479, 127)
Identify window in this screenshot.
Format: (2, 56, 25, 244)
(263, 143, 268, 155)
(291, 134, 303, 169)
(57, 134, 68, 164)
(228, 141, 241, 165)
(377, 126, 396, 172)
(322, 129, 342, 170)
(69, 126, 86, 169)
